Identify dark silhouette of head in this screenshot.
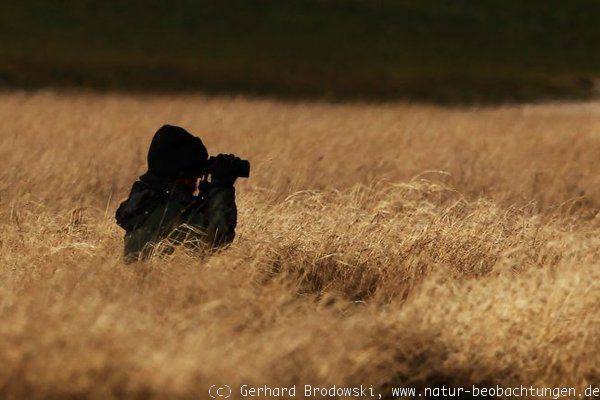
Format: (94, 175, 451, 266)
(147, 125, 208, 180)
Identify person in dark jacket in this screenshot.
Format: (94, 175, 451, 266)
(116, 125, 239, 262)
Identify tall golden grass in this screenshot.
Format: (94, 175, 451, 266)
(0, 91, 598, 399)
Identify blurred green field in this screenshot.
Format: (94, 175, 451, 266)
(1, 0, 599, 103)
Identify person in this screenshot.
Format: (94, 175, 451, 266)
(115, 125, 240, 262)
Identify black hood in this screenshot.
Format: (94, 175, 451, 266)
(147, 125, 208, 180)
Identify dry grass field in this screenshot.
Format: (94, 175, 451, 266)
(0, 91, 599, 399)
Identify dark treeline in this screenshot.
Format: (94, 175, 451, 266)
(1, 0, 599, 103)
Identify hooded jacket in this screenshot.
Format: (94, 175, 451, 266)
(115, 125, 236, 262)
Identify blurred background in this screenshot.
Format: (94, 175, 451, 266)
(1, 0, 599, 103)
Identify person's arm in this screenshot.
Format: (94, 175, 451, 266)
(181, 154, 240, 249)
(179, 181, 237, 249)
(203, 183, 237, 247)
(202, 154, 240, 247)
(117, 181, 183, 262)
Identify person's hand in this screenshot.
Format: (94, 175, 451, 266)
(211, 154, 241, 186)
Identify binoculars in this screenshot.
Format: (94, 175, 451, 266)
(206, 156, 250, 178)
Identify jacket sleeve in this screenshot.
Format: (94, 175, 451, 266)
(115, 181, 156, 232)
(205, 184, 237, 247)
(184, 184, 237, 248)
(116, 181, 181, 262)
